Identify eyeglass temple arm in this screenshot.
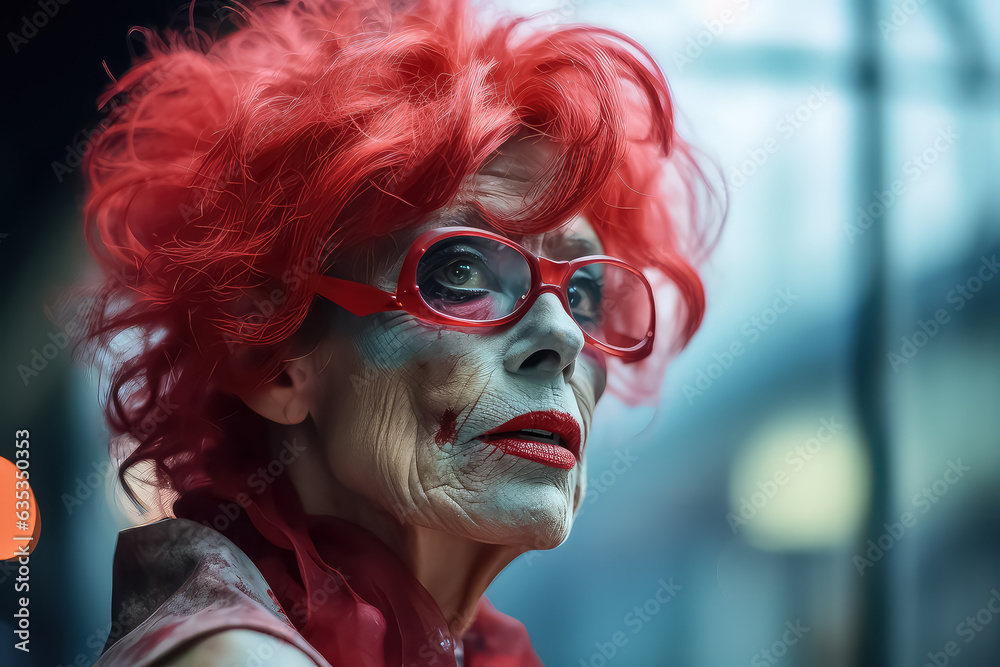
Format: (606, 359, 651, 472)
(316, 276, 400, 317)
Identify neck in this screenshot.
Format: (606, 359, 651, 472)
(288, 433, 525, 637)
(405, 525, 524, 636)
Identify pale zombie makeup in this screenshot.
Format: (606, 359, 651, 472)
(305, 147, 612, 551)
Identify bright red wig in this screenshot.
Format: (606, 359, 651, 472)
(80, 0, 720, 509)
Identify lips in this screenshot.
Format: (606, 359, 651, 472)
(479, 411, 582, 470)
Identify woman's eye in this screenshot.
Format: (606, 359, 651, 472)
(418, 246, 502, 302)
(434, 259, 489, 289)
(568, 278, 603, 319)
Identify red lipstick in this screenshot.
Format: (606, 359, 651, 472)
(480, 411, 582, 470)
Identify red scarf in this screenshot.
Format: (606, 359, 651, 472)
(175, 475, 542, 666)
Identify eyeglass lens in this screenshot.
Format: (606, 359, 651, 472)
(415, 235, 653, 351)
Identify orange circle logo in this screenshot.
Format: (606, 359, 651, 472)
(0, 455, 40, 560)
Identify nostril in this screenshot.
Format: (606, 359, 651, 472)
(520, 349, 561, 372)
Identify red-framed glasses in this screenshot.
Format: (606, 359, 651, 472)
(315, 226, 656, 362)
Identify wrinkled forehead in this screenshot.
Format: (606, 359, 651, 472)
(413, 206, 602, 258)
(359, 136, 604, 283)
(411, 133, 603, 256)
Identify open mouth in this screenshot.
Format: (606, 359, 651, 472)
(479, 412, 581, 470)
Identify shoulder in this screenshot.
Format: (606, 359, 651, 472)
(160, 630, 319, 666)
(96, 518, 332, 667)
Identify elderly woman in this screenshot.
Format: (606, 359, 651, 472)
(82, 0, 716, 665)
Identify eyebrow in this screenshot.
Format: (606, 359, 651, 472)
(439, 207, 601, 258)
(547, 233, 599, 257)
(439, 206, 493, 231)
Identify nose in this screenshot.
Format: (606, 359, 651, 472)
(503, 291, 585, 382)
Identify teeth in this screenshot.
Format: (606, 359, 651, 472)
(515, 429, 563, 447)
(483, 428, 566, 448)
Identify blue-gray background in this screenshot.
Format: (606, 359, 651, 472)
(1, 0, 998, 665)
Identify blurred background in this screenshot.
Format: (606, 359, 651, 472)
(1, 0, 998, 665)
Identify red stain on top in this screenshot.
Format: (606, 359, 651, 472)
(125, 620, 183, 659)
(267, 587, 288, 616)
(435, 409, 458, 449)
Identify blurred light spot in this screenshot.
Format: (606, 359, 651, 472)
(728, 412, 870, 551)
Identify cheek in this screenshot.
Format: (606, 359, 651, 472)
(344, 315, 490, 463)
(324, 370, 416, 498)
(571, 354, 605, 438)
(338, 314, 591, 536)
(580, 348, 608, 400)
(411, 349, 497, 460)
(310, 317, 422, 495)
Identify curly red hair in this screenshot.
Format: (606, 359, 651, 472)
(80, 0, 720, 506)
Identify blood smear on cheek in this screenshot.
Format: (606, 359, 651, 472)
(434, 409, 458, 449)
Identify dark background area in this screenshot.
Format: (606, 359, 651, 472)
(0, 3, 231, 665)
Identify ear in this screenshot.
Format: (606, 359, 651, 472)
(235, 356, 315, 425)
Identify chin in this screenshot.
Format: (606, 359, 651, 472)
(457, 483, 579, 550)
